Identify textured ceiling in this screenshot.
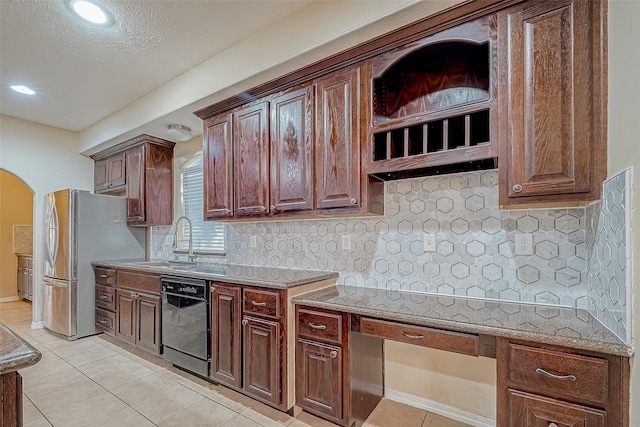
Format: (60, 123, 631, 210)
(0, 0, 311, 131)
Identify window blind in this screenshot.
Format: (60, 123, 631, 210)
(180, 163, 225, 254)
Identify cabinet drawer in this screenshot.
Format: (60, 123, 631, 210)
(95, 267, 116, 286)
(95, 308, 115, 336)
(243, 289, 280, 319)
(507, 343, 609, 406)
(297, 308, 343, 345)
(508, 389, 605, 427)
(117, 271, 161, 295)
(95, 284, 116, 311)
(360, 317, 479, 356)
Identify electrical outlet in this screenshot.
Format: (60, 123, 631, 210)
(250, 235, 257, 248)
(423, 233, 437, 252)
(341, 235, 351, 250)
(515, 233, 533, 255)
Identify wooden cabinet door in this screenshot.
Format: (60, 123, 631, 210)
(315, 65, 361, 209)
(498, 0, 605, 204)
(136, 293, 161, 355)
(296, 339, 343, 422)
(243, 316, 280, 405)
(508, 389, 605, 427)
(115, 289, 136, 345)
(233, 102, 269, 216)
(94, 159, 109, 192)
(125, 144, 145, 223)
(108, 152, 126, 188)
(204, 113, 234, 219)
(210, 285, 242, 388)
(270, 86, 314, 213)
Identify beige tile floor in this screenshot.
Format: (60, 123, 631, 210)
(1, 300, 469, 427)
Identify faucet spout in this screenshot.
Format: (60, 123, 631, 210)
(174, 216, 194, 262)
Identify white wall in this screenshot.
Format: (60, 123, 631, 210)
(608, 0, 640, 421)
(0, 114, 93, 323)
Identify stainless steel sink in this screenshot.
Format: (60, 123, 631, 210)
(124, 260, 197, 269)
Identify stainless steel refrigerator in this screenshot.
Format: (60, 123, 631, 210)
(43, 189, 145, 339)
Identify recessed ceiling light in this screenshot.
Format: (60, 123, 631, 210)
(70, 0, 110, 25)
(11, 85, 36, 95)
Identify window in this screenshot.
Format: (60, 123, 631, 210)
(178, 154, 225, 255)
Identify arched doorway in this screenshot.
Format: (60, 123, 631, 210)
(0, 169, 34, 300)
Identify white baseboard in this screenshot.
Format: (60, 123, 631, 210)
(0, 296, 22, 303)
(385, 388, 496, 427)
(31, 321, 45, 329)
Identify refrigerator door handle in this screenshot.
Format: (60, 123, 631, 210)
(43, 278, 70, 288)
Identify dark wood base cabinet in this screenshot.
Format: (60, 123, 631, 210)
(295, 307, 384, 427)
(0, 371, 22, 427)
(115, 289, 161, 355)
(210, 284, 242, 388)
(243, 316, 281, 406)
(497, 338, 629, 427)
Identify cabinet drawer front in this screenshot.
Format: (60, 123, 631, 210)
(95, 267, 116, 286)
(95, 284, 116, 311)
(508, 389, 606, 427)
(297, 308, 342, 345)
(117, 271, 161, 295)
(507, 343, 609, 406)
(243, 289, 280, 319)
(95, 308, 115, 335)
(360, 317, 479, 356)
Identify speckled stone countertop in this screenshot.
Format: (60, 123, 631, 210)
(0, 322, 41, 374)
(92, 260, 339, 289)
(292, 285, 633, 357)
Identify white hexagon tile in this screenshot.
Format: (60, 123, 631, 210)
(150, 168, 631, 343)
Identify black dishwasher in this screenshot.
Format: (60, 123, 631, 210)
(161, 276, 209, 377)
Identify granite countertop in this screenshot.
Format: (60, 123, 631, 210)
(92, 260, 339, 289)
(292, 285, 633, 357)
(0, 322, 41, 374)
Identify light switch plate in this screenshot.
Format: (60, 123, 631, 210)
(423, 233, 436, 252)
(515, 233, 533, 255)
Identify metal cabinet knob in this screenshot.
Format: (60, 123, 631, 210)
(211, 287, 215, 293)
(350, 198, 357, 205)
(329, 351, 337, 358)
(270, 205, 276, 211)
(260, 206, 266, 212)
(513, 184, 522, 193)
(242, 319, 248, 326)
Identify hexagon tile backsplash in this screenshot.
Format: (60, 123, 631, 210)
(151, 168, 631, 343)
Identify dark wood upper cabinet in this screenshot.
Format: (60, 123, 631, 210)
(94, 152, 126, 194)
(364, 16, 499, 179)
(203, 113, 234, 219)
(315, 64, 362, 210)
(270, 86, 314, 213)
(233, 102, 270, 217)
(210, 284, 242, 389)
(91, 135, 175, 226)
(498, 0, 605, 206)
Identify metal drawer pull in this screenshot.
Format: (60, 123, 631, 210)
(548, 424, 558, 427)
(536, 368, 576, 381)
(99, 295, 109, 300)
(401, 332, 425, 340)
(251, 301, 267, 307)
(308, 322, 326, 330)
(99, 319, 108, 324)
(99, 275, 108, 278)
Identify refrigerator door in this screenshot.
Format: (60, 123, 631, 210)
(43, 277, 77, 337)
(44, 190, 75, 281)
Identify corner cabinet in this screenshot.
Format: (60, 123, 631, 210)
(497, 0, 606, 206)
(91, 135, 175, 226)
